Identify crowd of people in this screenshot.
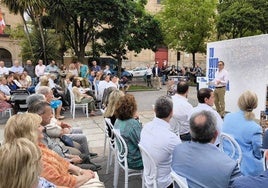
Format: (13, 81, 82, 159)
(0, 59, 132, 117)
(1, 59, 268, 187)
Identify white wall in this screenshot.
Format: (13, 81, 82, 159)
(206, 34, 268, 118)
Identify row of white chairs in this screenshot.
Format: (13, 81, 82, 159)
(102, 116, 188, 188)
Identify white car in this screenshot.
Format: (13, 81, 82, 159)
(128, 67, 147, 77)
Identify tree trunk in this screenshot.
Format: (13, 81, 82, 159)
(37, 16, 47, 65)
(117, 55, 122, 78)
(192, 52, 196, 68)
(20, 12, 33, 57)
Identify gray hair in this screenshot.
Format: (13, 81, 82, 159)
(154, 96, 173, 119)
(27, 101, 50, 115)
(36, 86, 51, 96)
(190, 110, 217, 143)
(26, 94, 46, 108)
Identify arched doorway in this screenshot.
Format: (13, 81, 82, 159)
(155, 47, 168, 68)
(0, 48, 12, 67)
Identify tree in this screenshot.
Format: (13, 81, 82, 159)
(98, 0, 163, 77)
(157, 0, 217, 67)
(217, 0, 268, 39)
(2, 0, 48, 62)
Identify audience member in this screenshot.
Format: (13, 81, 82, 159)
(114, 94, 143, 170)
(98, 74, 111, 99)
(4, 113, 104, 187)
(103, 65, 111, 75)
(91, 60, 101, 72)
(28, 100, 101, 171)
(222, 91, 263, 176)
(172, 110, 241, 188)
(35, 59, 46, 82)
(0, 90, 12, 112)
(119, 75, 129, 92)
(72, 78, 96, 116)
(74, 61, 89, 78)
(169, 81, 193, 141)
(0, 60, 9, 75)
(36, 86, 64, 120)
(6, 74, 20, 91)
(10, 60, 23, 74)
(68, 63, 79, 76)
(45, 60, 59, 79)
(0, 76, 11, 95)
(140, 96, 181, 188)
(0, 138, 57, 188)
(231, 129, 268, 188)
(23, 59, 36, 85)
(190, 88, 222, 145)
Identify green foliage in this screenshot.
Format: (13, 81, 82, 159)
(217, 0, 268, 39)
(98, 0, 163, 77)
(20, 29, 61, 63)
(157, 0, 217, 67)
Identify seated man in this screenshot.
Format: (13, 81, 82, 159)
(27, 95, 101, 171)
(140, 96, 181, 188)
(172, 110, 241, 187)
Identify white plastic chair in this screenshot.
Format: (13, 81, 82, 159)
(138, 143, 157, 188)
(1, 108, 12, 118)
(170, 170, 189, 188)
(104, 117, 116, 174)
(219, 133, 242, 167)
(263, 150, 268, 170)
(93, 81, 102, 109)
(113, 129, 143, 188)
(68, 88, 89, 119)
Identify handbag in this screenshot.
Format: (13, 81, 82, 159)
(60, 135, 74, 147)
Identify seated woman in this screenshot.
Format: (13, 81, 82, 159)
(36, 85, 64, 120)
(18, 72, 35, 93)
(6, 74, 21, 92)
(0, 138, 58, 188)
(104, 90, 125, 125)
(114, 94, 143, 170)
(0, 91, 12, 113)
(72, 78, 96, 116)
(4, 113, 104, 188)
(222, 91, 263, 176)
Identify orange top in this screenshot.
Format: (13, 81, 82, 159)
(38, 143, 76, 188)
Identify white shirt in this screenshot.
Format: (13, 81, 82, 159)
(10, 66, 23, 74)
(170, 94, 193, 135)
(98, 80, 110, 99)
(0, 84, 11, 95)
(35, 65, 46, 77)
(146, 67, 152, 75)
(214, 69, 228, 87)
(190, 103, 223, 145)
(0, 66, 9, 76)
(140, 118, 181, 188)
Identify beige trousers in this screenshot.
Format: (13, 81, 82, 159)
(79, 172, 105, 188)
(214, 87, 226, 117)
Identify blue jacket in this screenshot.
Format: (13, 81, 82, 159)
(222, 110, 263, 176)
(172, 142, 241, 188)
(231, 170, 268, 188)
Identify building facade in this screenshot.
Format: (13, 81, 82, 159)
(0, 6, 23, 67)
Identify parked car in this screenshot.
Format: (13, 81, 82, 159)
(128, 67, 147, 77)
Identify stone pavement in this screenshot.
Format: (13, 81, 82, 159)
(0, 86, 198, 188)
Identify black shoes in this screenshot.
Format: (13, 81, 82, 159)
(89, 152, 98, 158)
(89, 162, 102, 171)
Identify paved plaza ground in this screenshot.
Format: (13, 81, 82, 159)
(0, 86, 198, 188)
